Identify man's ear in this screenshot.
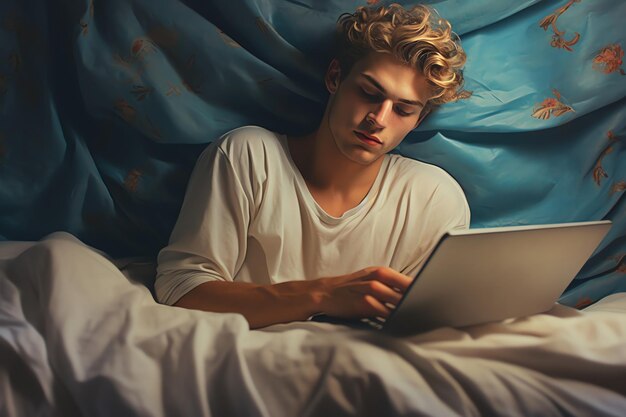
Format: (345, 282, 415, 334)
(325, 59, 342, 94)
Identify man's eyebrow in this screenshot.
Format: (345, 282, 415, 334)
(360, 74, 425, 107)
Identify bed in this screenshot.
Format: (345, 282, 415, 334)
(2, 233, 625, 416)
(1, 0, 625, 415)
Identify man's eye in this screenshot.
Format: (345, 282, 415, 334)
(360, 89, 381, 101)
(395, 107, 414, 117)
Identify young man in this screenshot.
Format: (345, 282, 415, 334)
(155, 4, 470, 329)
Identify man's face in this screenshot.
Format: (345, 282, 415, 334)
(325, 52, 432, 166)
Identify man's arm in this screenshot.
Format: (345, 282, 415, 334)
(174, 266, 412, 329)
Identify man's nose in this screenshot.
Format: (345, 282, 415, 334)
(367, 99, 393, 128)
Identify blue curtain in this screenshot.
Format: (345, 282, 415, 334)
(0, 0, 624, 307)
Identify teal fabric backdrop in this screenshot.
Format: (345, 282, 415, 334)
(0, 0, 624, 307)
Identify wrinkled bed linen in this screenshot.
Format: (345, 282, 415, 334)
(1, 232, 625, 417)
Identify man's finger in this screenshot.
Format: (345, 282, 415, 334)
(363, 295, 391, 318)
(366, 267, 412, 292)
(363, 280, 403, 305)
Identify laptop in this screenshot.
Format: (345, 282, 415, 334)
(312, 220, 612, 336)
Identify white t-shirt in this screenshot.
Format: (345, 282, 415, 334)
(155, 126, 470, 305)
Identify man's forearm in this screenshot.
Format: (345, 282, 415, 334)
(172, 267, 411, 328)
(173, 279, 324, 329)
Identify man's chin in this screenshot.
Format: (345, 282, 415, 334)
(333, 132, 383, 166)
(343, 149, 382, 166)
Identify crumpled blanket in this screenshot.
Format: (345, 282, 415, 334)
(1, 232, 625, 417)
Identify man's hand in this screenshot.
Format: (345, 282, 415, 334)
(314, 267, 412, 319)
(173, 266, 412, 329)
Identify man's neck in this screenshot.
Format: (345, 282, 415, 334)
(286, 118, 385, 219)
(289, 127, 384, 196)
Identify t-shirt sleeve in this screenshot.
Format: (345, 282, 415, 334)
(400, 172, 471, 277)
(442, 178, 471, 232)
(155, 143, 252, 305)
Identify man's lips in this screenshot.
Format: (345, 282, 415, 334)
(354, 131, 382, 145)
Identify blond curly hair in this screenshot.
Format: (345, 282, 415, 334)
(335, 3, 467, 107)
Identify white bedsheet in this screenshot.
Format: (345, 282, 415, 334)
(1, 232, 625, 417)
